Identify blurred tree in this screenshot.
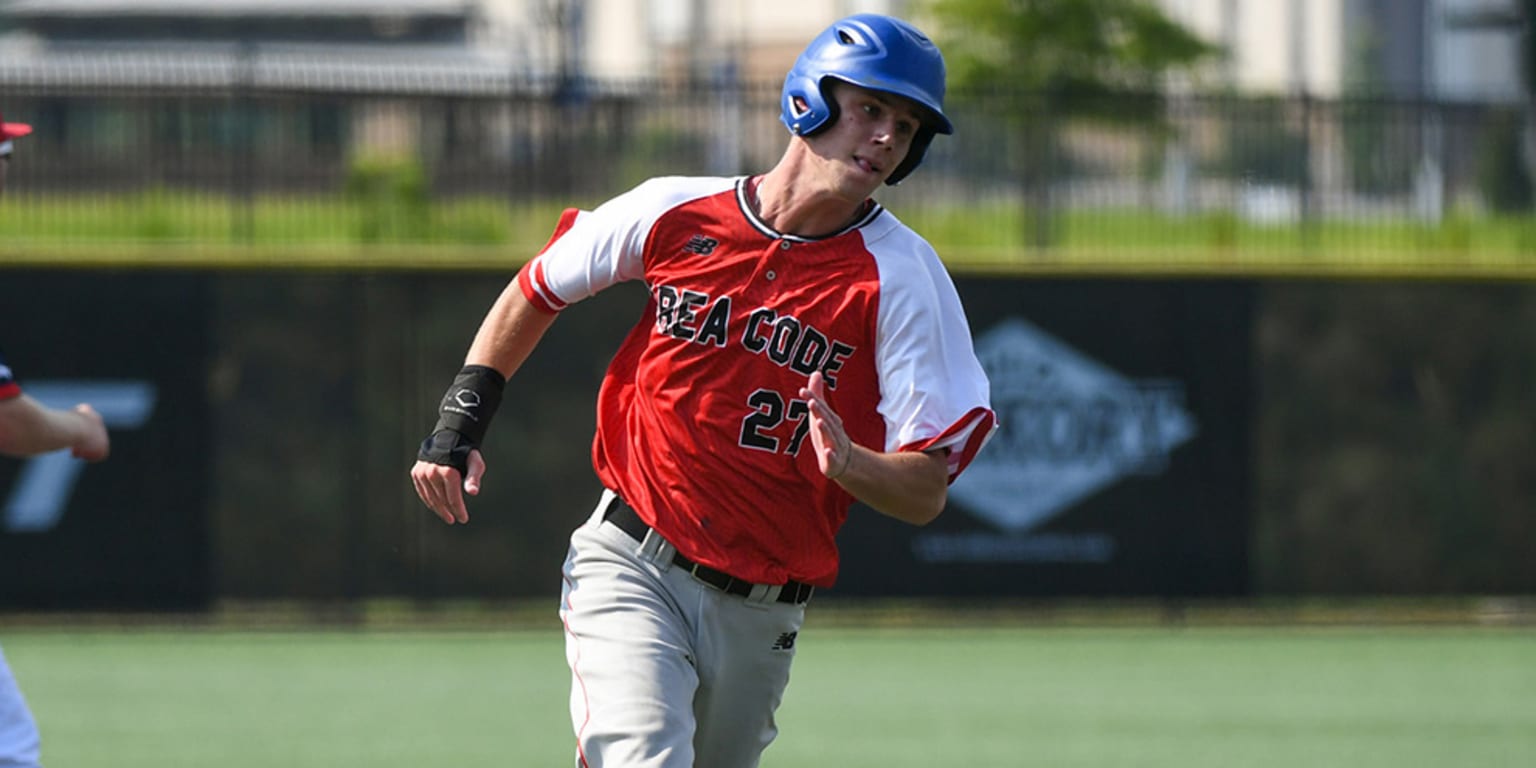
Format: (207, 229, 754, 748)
(1476, 109, 1533, 213)
(918, 0, 1218, 245)
(1341, 24, 1415, 196)
(922, 0, 1217, 112)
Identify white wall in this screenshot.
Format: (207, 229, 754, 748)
(1158, 0, 1347, 96)
(482, 0, 1522, 101)
(1435, 0, 1525, 101)
(477, 0, 910, 81)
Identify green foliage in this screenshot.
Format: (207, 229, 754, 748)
(1207, 209, 1239, 248)
(1339, 25, 1417, 195)
(1525, 0, 1536, 97)
(918, 0, 1219, 244)
(343, 153, 431, 242)
(1215, 99, 1310, 186)
(1430, 215, 1475, 254)
(1475, 111, 1533, 214)
(133, 186, 180, 240)
(1341, 109, 1416, 196)
(617, 126, 704, 191)
(6, 192, 1536, 275)
(430, 198, 514, 244)
(922, 0, 1218, 114)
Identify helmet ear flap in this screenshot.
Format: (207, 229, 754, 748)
(801, 79, 841, 137)
(782, 76, 839, 136)
(885, 128, 935, 186)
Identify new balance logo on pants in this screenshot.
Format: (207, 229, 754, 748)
(771, 632, 797, 651)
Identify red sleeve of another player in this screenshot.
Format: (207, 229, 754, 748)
(899, 407, 997, 484)
(516, 207, 584, 314)
(0, 353, 19, 400)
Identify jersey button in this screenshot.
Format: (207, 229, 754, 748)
(779, 241, 792, 250)
(765, 270, 777, 281)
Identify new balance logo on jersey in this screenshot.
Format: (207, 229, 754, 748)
(771, 632, 797, 651)
(682, 235, 719, 255)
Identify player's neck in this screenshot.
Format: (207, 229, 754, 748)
(752, 162, 873, 239)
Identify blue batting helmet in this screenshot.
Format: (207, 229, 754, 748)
(780, 13, 952, 185)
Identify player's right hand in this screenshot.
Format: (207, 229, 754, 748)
(411, 448, 487, 525)
(70, 403, 111, 462)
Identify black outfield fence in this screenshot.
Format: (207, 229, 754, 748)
(3, 269, 1534, 608)
(0, 272, 211, 610)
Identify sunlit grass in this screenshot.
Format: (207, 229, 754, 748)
(2, 192, 1533, 277)
(3, 624, 1532, 768)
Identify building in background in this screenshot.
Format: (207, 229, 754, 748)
(0, 0, 906, 177)
(0, 0, 517, 80)
(1154, 0, 1529, 221)
(10, 0, 1516, 102)
(0, 0, 908, 85)
(1157, 0, 1525, 101)
(0, 0, 529, 179)
(0, 0, 1523, 215)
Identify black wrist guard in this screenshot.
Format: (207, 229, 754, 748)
(418, 429, 477, 476)
(417, 365, 507, 473)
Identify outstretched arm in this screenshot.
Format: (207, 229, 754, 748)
(799, 371, 949, 525)
(411, 284, 558, 525)
(0, 396, 111, 461)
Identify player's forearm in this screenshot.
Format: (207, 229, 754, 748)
(835, 447, 949, 526)
(464, 282, 559, 378)
(0, 396, 89, 457)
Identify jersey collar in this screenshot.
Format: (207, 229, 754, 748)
(734, 176, 884, 243)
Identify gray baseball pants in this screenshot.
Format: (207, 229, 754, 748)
(0, 646, 41, 768)
(560, 489, 808, 768)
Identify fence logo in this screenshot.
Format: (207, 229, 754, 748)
(3, 381, 157, 533)
(949, 318, 1196, 535)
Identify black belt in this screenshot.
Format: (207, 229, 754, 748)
(603, 495, 814, 605)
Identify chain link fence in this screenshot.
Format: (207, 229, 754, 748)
(1, 51, 1532, 272)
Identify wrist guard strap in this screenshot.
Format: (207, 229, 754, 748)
(417, 365, 507, 472)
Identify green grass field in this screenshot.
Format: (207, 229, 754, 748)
(3, 622, 1532, 767)
(3, 192, 1535, 279)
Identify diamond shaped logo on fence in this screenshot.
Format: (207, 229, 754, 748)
(949, 318, 1197, 533)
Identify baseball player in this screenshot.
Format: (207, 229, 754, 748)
(1, 348, 111, 768)
(1, 373, 112, 767)
(411, 14, 995, 767)
(1, 113, 111, 768)
(0, 112, 33, 197)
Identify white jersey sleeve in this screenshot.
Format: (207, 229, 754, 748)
(520, 176, 736, 310)
(866, 219, 997, 481)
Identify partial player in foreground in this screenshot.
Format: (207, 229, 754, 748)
(0, 350, 112, 768)
(0, 112, 33, 198)
(412, 13, 995, 768)
(1, 112, 113, 765)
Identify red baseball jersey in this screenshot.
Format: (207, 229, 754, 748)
(519, 176, 995, 586)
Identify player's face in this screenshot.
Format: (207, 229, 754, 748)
(807, 81, 922, 197)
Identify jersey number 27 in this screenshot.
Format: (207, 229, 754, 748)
(739, 389, 810, 456)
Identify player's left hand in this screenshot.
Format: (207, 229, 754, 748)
(799, 371, 854, 481)
(411, 448, 487, 525)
